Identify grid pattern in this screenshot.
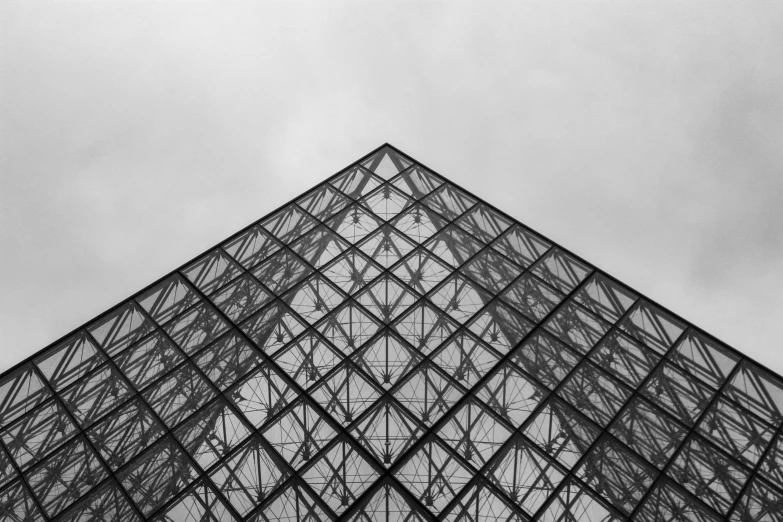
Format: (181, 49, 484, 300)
(1, 144, 782, 522)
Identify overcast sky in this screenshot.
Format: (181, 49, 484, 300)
(2, 1, 782, 377)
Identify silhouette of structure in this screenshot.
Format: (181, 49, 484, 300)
(0, 144, 781, 521)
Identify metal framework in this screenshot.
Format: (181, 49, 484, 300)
(0, 144, 782, 521)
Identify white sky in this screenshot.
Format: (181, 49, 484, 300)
(1, 1, 782, 376)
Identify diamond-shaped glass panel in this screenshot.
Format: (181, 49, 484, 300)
(174, 397, 251, 470)
(576, 436, 657, 515)
(461, 248, 523, 294)
(209, 435, 288, 516)
(421, 183, 477, 220)
(184, 249, 243, 295)
(501, 272, 564, 322)
(351, 331, 423, 390)
(390, 203, 447, 244)
(241, 301, 307, 356)
(1, 398, 79, 470)
(228, 364, 298, 429)
(355, 274, 417, 323)
(310, 363, 381, 425)
(392, 247, 451, 294)
(357, 225, 416, 268)
(142, 362, 216, 428)
(393, 301, 458, 354)
(359, 184, 413, 221)
(530, 247, 591, 294)
(137, 275, 201, 326)
(88, 302, 155, 357)
(262, 204, 318, 244)
(438, 398, 512, 467)
(390, 165, 443, 199)
(26, 436, 108, 518)
(289, 225, 349, 269)
(163, 303, 229, 356)
(325, 204, 383, 244)
(431, 331, 500, 388)
(113, 330, 185, 390)
(395, 438, 472, 513)
(210, 273, 273, 323)
(424, 224, 485, 268)
(296, 183, 350, 221)
(282, 274, 344, 324)
(430, 273, 493, 324)
(610, 395, 687, 469)
(321, 249, 382, 295)
(511, 331, 581, 389)
(491, 223, 551, 268)
(85, 396, 164, 470)
(193, 332, 264, 390)
(302, 438, 378, 515)
(262, 399, 336, 469)
(524, 396, 600, 469)
(35, 332, 106, 392)
(330, 164, 383, 199)
(394, 362, 463, 427)
(223, 224, 282, 270)
(485, 434, 565, 516)
(273, 332, 343, 389)
(251, 248, 313, 296)
(350, 397, 425, 468)
(60, 364, 133, 427)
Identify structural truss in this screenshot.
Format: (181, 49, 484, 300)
(1, 144, 782, 522)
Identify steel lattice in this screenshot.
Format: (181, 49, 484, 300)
(0, 144, 782, 521)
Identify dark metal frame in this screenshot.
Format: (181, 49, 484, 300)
(0, 143, 781, 521)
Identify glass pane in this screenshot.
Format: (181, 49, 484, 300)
(325, 204, 383, 244)
(183, 249, 243, 295)
(484, 434, 565, 516)
(163, 303, 230, 356)
(329, 164, 382, 199)
(262, 399, 337, 469)
(610, 395, 687, 469)
(35, 332, 105, 392)
(142, 362, 216, 428)
(113, 331, 185, 390)
(60, 364, 133, 427)
(296, 183, 350, 221)
(1, 398, 79, 469)
(261, 204, 318, 244)
(394, 438, 471, 514)
(350, 397, 424, 468)
(0, 364, 52, 428)
(222, 225, 281, 270)
(25, 436, 108, 518)
(390, 165, 442, 199)
(137, 275, 201, 325)
(118, 436, 199, 516)
(303, 438, 378, 515)
(667, 435, 748, 515)
(455, 204, 512, 243)
(174, 398, 251, 470)
(209, 436, 288, 516)
(421, 183, 476, 220)
(85, 396, 165, 470)
(88, 303, 155, 357)
(390, 204, 447, 244)
(424, 224, 485, 268)
(491, 224, 550, 269)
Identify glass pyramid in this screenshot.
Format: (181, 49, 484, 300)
(1, 144, 781, 522)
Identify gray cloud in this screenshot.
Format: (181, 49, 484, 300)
(1, 0, 782, 374)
